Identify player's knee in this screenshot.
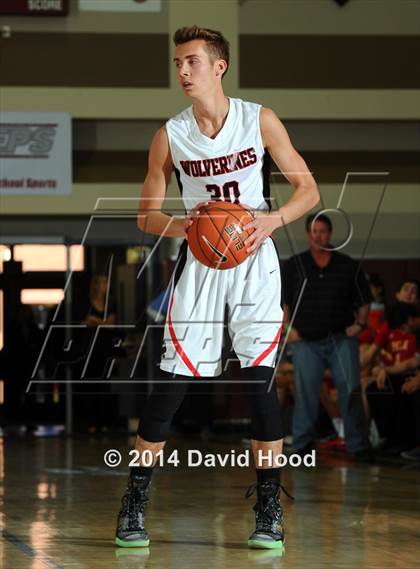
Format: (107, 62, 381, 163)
(250, 387, 284, 441)
(137, 399, 183, 441)
(251, 403, 284, 437)
(136, 372, 190, 441)
(137, 413, 173, 442)
(250, 407, 284, 441)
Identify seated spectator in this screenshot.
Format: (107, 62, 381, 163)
(400, 368, 420, 460)
(276, 360, 295, 403)
(366, 302, 418, 452)
(371, 351, 419, 384)
(370, 353, 420, 460)
(359, 274, 386, 429)
(361, 278, 419, 369)
(359, 273, 386, 348)
(396, 278, 419, 306)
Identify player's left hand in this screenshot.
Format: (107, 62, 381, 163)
(243, 211, 283, 254)
(186, 201, 209, 230)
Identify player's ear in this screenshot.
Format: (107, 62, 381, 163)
(216, 59, 227, 77)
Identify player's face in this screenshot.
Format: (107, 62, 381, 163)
(174, 40, 220, 97)
(307, 220, 331, 250)
(396, 282, 419, 304)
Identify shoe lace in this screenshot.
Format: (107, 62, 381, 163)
(245, 481, 294, 534)
(244, 481, 294, 501)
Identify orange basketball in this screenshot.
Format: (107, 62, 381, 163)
(187, 201, 255, 269)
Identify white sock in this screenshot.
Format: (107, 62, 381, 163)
(332, 417, 344, 438)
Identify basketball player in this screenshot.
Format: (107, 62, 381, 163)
(116, 26, 319, 550)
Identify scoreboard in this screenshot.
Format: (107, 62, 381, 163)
(0, 0, 69, 16)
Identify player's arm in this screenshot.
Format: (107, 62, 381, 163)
(261, 108, 320, 224)
(137, 127, 188, 237)
(244, 108, 319, 253)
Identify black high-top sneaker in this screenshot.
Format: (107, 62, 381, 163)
(246, 480, 285, 549)
(115, 474, 150, 548)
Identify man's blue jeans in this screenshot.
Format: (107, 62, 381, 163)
(291, 333, 369, 453)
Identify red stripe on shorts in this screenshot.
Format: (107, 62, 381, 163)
(252, 325, 283, 367)
(167, 291, 201, 377)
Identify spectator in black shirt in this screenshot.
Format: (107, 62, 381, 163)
(282, 213, 372, 457)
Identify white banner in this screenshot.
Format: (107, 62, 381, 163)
(0, 112, 72, 195)
(79, 0, 161, 12)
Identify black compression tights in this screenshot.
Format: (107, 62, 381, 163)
(137, 366, 284, 443)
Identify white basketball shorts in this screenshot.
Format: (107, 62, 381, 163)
(159, 238, 283, 377)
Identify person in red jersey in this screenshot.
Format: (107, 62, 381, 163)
(359, 273, 386, 347)
(366, 302, 418, 453)
(361, 278, 419, 369)
(400, 365, 420, 461)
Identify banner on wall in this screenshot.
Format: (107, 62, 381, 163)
(79, 0, 161, 12)
(0, 0, 69, 16)
(0, 112, 72, 195)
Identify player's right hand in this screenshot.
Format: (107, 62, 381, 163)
(186, 201, 209, 232)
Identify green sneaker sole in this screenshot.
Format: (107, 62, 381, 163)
(247, 538, 284, 550)
(115, 537, 150, 548)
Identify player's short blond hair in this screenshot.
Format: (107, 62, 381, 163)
(173, 25, 230, 78)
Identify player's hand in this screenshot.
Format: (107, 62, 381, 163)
(183, 217, 190, 235)
(243, 210, 283, 254)
(185, 201, 209, 233)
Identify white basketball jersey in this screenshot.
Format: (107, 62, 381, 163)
(165, 97, 271, 213)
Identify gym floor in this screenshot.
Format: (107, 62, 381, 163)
(2, 435, 419, 569)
